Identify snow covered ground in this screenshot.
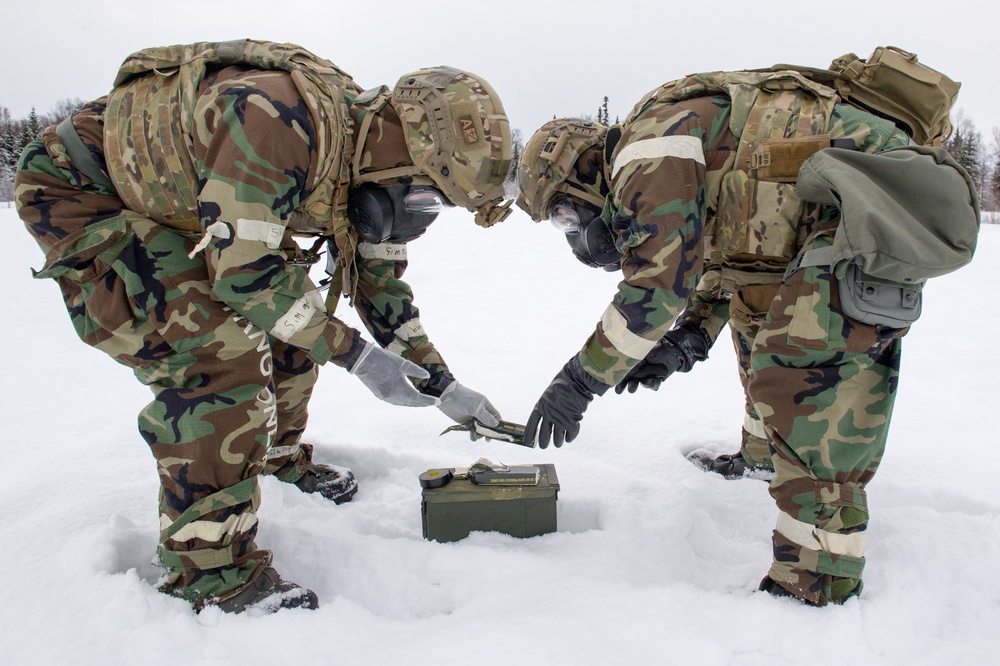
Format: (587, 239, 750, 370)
(1, 205, 997, 665)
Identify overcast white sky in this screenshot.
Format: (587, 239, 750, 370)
(4, 0, 998, 138)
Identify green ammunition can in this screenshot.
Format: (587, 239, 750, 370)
(421, 464, 559, 542)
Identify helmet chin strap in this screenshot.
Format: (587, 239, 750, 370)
(351, 165, 425, 185)
(474, 198, 513, 227)
(349, 87, 426, 186)
(554, 183, 607, 212)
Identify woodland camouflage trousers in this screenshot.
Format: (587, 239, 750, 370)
(16, 136, 318, 606)
(747, 221, 905, 605)
(727, 283, 780, 470)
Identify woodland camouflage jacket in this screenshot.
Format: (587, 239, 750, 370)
(96, 52, 449, 376)
(577, 78, 910, 385)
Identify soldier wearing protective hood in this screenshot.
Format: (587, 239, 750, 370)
(516, 61, 978, 606)
(15, 40, 512, 613)
(518, 118, 773, 479)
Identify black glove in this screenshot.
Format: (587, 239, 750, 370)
(615, 323, 710, 394)
(525, 357, 610, 449)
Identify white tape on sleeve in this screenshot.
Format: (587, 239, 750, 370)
(187, 221, 231, 258)
(236, 218, 285, 249)
(270, 290, 326, 342)
(394, 318, 425, 342)
(264, 444, 301, 460)
(358, 242, 408, 261)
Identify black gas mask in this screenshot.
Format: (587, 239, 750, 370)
(347, 184, 452, 244)
(550, 198, 622, 271)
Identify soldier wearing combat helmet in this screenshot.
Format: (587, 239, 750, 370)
(518, 117, 769, 476)
(516, 62, 977, 607)
(16, 39, 512, 613)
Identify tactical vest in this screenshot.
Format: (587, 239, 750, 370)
(103, 39, 362, 251)
(622, 70, 845, 279)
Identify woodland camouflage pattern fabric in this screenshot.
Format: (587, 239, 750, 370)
(748, 222, 903, 605)
(521, 72, 912, 604)
(676, 276, 776, 468)
(12, 42, 491, 605)
(104, 39, 361, 236)
(15, 102, 323, 603)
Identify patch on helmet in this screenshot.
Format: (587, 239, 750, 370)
(459, 115, 479, 145)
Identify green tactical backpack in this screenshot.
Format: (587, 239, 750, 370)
(772, 46, 961, 147)
(104, 39, 362, 232)
(794, 145, 980, 328)
(774, 47, 972, 328)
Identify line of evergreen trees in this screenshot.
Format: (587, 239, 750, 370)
(942, 111, 1000, 212)
(2, 98, 999, 213)
(1, 99, 85, 201)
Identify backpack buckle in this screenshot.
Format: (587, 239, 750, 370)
(747, 151, 771, 170)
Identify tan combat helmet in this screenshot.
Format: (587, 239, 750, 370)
(386, 66, 514, 227)
(516, 118, 608, 222)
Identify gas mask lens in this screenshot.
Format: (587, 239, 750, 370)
(403, 188, 452, 215)
(549, 199, 582, 235)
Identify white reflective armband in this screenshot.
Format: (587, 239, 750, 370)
(775, 511, 868, 558)
(600, 304, 658, 360)
(612, 136, 706, 178)
(270, 290, 326, 342)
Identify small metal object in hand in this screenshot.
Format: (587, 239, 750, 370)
(440, 419, 532, 447)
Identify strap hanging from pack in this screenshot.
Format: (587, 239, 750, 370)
(55, 117, 116, 191)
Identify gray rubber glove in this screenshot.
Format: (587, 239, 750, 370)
(438, 381, 502, 427)
(349, 341, 440, 407)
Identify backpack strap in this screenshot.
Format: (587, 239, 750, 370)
(783, 245, 835, 279)
(55, 116, 116, 191)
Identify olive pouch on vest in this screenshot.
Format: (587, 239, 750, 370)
(828, 47, 960, 148)
(793, 145, 980, 327)
(420, 464, 559, 543)
(770, 46, 960, 148)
